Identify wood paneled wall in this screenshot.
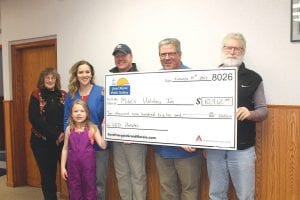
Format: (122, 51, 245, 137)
(255, 105, 300, 200)
(4, 104, 300, 199)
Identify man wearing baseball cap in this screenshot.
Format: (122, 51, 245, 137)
(110, 44, 137, 73)
(108, 44, 147, 200)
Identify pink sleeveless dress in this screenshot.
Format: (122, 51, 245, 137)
(67, 127, 96, 200)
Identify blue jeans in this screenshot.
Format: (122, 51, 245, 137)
(206, 147, 256, 200)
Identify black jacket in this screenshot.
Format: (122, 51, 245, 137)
(109, 63, 138, 73)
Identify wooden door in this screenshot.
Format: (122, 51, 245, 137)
(11, 38, 57, 186)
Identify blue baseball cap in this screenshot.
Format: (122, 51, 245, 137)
(112, 44, 132, 55)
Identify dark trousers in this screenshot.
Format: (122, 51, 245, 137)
(31, 134, 60, 200)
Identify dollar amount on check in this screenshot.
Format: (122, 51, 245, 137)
(104, 68, 237, 150)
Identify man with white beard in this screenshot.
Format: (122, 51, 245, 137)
(205, 33, 268, 200)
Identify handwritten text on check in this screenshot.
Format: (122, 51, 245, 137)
(104, 68, 237, 150)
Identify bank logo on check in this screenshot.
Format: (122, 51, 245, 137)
(196, 135, 203, 142)
(109, 77, 131, 95)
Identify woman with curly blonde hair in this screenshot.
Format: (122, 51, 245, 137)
(64, 60, 109, 200)
(67, 60, 95, 98)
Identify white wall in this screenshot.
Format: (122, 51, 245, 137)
(0, 6, 3, 96)
(1, 0, 299, 105)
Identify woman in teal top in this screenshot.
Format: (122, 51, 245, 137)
(64, 60, 108, 200)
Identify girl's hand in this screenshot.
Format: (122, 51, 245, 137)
(61, 168, 68, 181)
(101, 118, 105, 131)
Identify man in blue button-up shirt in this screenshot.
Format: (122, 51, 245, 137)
(154, 38, 201, 200)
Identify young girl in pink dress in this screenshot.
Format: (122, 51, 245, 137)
(61, 99, 106, 200)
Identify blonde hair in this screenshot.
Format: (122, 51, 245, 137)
(68, 99, 91, 129)
(68, 60, 95, 98)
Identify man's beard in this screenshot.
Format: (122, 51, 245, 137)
(221, 53, 244, 67)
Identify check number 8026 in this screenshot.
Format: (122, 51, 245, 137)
(212, 73, 233, 81)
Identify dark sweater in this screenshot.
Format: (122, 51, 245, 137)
(29, 88, 66, 141)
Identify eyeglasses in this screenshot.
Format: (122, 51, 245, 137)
(45, 76, 56, 81)
(223, 46, 244, 53)
(159, 52, 178, 58)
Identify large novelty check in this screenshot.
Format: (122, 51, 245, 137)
(104, 68, 237, 150)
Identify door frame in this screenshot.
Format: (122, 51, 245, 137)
(8, 38, 57, 186)
(0, 45, 4, 151)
